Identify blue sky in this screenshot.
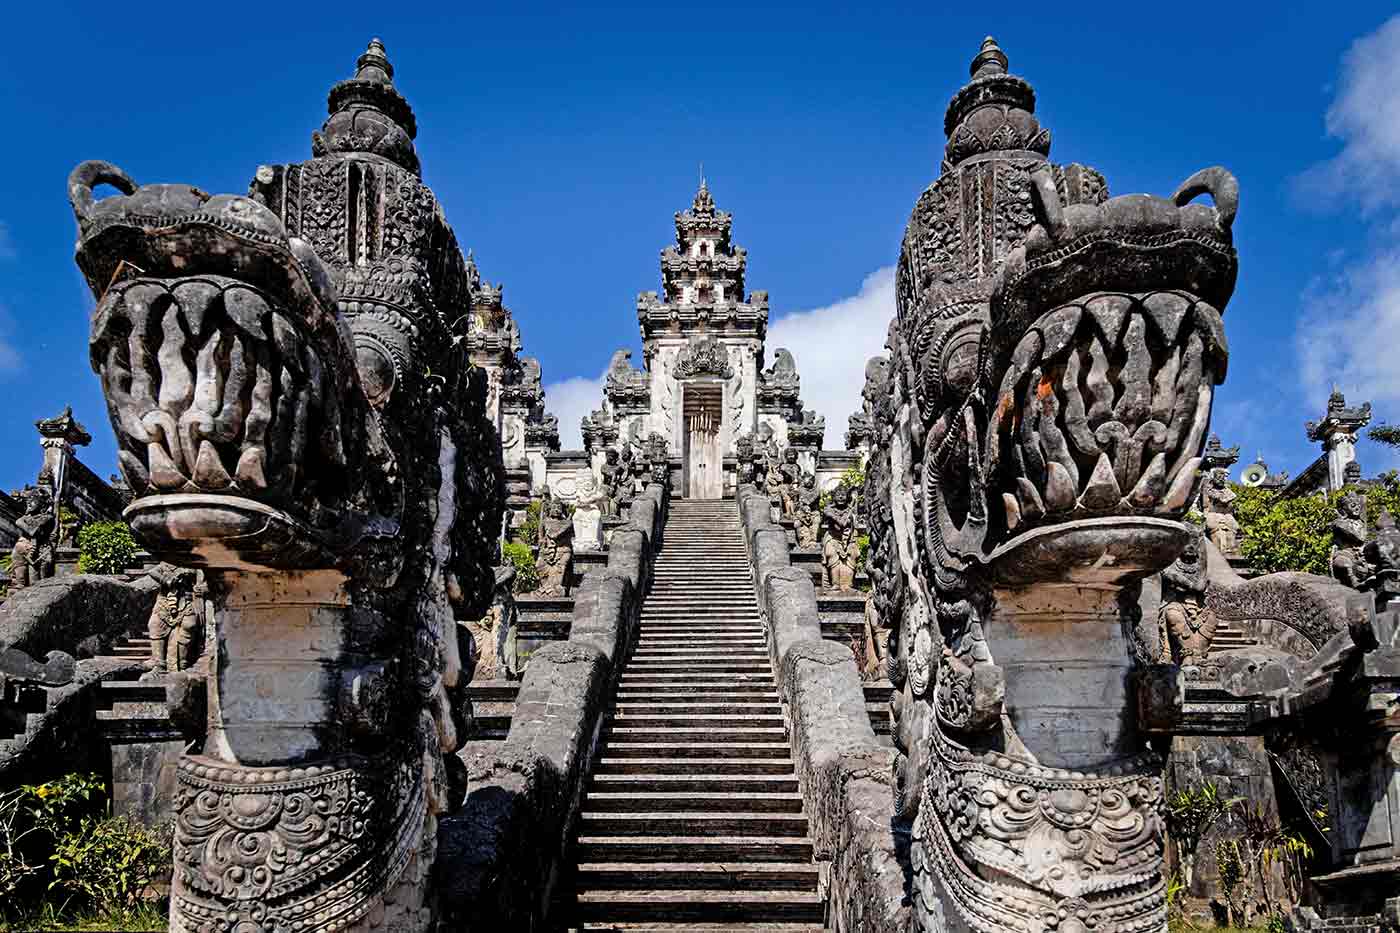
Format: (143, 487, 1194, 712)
(4, 2, 1400, 491)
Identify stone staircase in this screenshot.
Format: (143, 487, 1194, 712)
(562, 498, 825, 931)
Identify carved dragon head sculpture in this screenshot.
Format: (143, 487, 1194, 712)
(868, 38, 1237, 933)
(70, 38, 503, 933)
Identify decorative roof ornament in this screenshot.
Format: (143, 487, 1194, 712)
(673, 335, 734, 379)
(313, 37, 421, 176)
(1306, 389, 1372, 443)
(942, 36, 1050, 171)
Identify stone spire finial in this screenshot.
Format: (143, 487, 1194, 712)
(355, 37, 394, 84)
(970, 36, 1009, 78)
(941, 35, 1048, 170)
(314, 36, 420, 175)
(692, 175, 716, 214)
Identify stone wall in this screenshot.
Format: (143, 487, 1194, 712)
(435, 482, 666, 930)
(736, 482, 909, 932)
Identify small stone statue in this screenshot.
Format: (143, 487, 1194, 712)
(795, 473, 821, 549)
(778, 447, 803, 519)
(1201, 468, 1240, 553)
(142, 563, 203, 679)
(735, 434, 757, 487)
(9, 486, 56, 590)
(571, 469, 605, 552)
(1157, 531, 1216, 664)
(536, 495, 574, 596)
(821, 484, 859, 591)
(600, 448, 623, 517)
(1332, 490, 1373, 590)
(464, 564, 521, 680)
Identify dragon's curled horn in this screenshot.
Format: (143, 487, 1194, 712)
(1172, 165, 1239, 230)
(67, 160, 137, 228)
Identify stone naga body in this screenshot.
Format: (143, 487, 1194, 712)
(68, 39, 503, 933)
(864, 38, 1237, 933)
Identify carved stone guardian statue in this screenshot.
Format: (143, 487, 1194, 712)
(778, 447, 803, 519)
(1202, 467, 1241, 553)
(9, 486, 56, 590)
(537, 494, 574, 595)
(571, 468, 605, 552)
(67, 39, 505, 931)
(1332, 490, 1373, 590)
(600, 448, 623, 517)
(795, 473, 821, 549)
(1159, 531, 1217, 665)
(820, 483, 859, 590)
(141, 563, 204, 679)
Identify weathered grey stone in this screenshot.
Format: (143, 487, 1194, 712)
(0, 573, 157, 658)
(569, 573, 633, 669)
(764, 566, 821, 671)
(438, 642, 608, 930)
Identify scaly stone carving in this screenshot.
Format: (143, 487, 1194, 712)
(870, 37, 1238, 933)
(69, 38, 503, 933)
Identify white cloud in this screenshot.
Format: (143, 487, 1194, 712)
(1298, 247, 1400, 409)
(543, 372, 606, 450)
(1297, 14, 1400, 211)
(767, 266, 896, 448)
(1296, 16, 1400, 421)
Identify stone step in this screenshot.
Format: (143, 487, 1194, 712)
(573, 861, 818, 891)
(584, 792, 804, 814)
(616, 697, 784, 711)
(594, 757, 795, 775)
(618, 674, 774, 687)
(591, 774, 798, 794)
(605, 727, 788, 744)
(634, 633, 766, 643)
(601, 743, 793, 760)
(616, 683, 777, 696)
(609, 713, 786, 729)
(625, 661, 772, 673)
(467, 680, 521, 702)
(574, 890, 823, 925)
(574, 836, 814, 864)
(630, 648, 768, 658)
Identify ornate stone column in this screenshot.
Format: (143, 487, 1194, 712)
(1307, 389, 1372, 493)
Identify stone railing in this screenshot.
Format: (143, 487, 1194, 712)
(735, 483, 909, 932)
(435, 482, 667, 929)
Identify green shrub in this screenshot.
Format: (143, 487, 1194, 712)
(76, 521, 138, 575)
(0, 773, 171, 926)
(49, 814, 170, 915)
(518, 501, 543, 548)
(503, 540, 540, 593)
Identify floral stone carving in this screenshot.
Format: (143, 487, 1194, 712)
(70, 38, 503, 933)
(869, 37, 1236, 933)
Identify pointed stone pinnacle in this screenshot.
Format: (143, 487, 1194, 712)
(970, 35, 1009, 78)
(355, 36, 394, 84)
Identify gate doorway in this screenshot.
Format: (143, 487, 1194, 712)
(683, 382, 724, 499)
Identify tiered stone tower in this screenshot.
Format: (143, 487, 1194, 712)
(583, 180, 828, 498)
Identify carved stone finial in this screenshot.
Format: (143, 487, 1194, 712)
(942, 35, 1048, 168)
(355, 37, 394, 83)
(970, 35, 1008, 78)
(315, 36, 420, 174)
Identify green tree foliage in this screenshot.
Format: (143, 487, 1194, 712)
(502, 540, 540, 594)
(0, 773, 169, 927)
(517, 501, 542, 548)
(1163, 781, 1239, 890)
(1232, 480, 1400, 576)
(75, 521, 138, 575)
(1368, 423, 1400, 449)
